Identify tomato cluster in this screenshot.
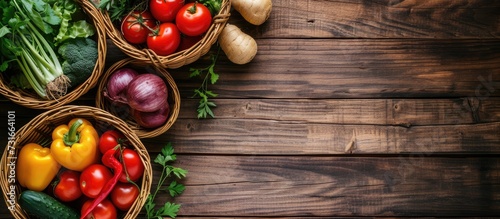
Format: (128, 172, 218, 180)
(51, 130, 144, 219)
(121, 0, 212, 56)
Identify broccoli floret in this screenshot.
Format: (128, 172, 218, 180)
(57, 38, 98, 87)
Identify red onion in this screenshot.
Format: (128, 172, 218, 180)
(132, 104, 170, 128)
(104, 68, 139, 104)
(126, 73, 168, 112)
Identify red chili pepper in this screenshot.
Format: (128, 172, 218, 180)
(80, 147, 123, 219)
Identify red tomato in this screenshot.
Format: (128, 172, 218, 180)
(81, 199, 117, 219)
(176, 34, 203, 52)
(99, 130, 126, 154)
(176, 2, 212, 36)
(53, 170, 82, 202)
(149, 0, 185, 22)
(80, 164, 113, 198)
(121, 10, 157, 44)
(118, 148, 145, 182)
(147, 22, 181, 56)
(110, 182, 140, 211)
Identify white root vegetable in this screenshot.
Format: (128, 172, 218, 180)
(232, 0, 272, 25)
(218, 24, 258, 65)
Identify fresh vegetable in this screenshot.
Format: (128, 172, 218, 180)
(81, 199, 117, 219)
(147, 22, 181, 56)
(81, 147, 123, 219)
(57, 37, 99, 87)
(51, 118, 99, 171)
(53, 170, 83, 202)
(218, 24, 258, 65)
(132, 104, 170, 128)
(1, 0, 66, 99)
(99, 129, 127, 154)
(121, 10, 157, 44)
(104, 68, 139, 104)
(16, 143, 61, 192)
(118, 148, 145, 182)
(198, 0, 222, 16)
(80, 164, 113, 198)
(189, 50, 220, 118)
(126, 73, 169, 112)
(176, 2, 212, 36)
(232, 0, 272, 25)
(19, 190, 80, 219)
(53, 0, 96, 44)
(111, 182, 140, 211)
(0, 0, 96, 99)
(144, 143, 187, 219)
(177, 34, 203, 52)
(149, 0, 185, 22)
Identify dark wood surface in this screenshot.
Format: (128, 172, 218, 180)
(2, 0, 500, 217)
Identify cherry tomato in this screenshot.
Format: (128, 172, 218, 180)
(110, 182, 140, 211)
(118, 148, 144, 182)
(176, 2, 212, 36)
(53, 170, 82, 202)
(149, 0, 185, 22)
(81, 199, 117, 219)
(176, 34, 203, 52)
(80, 164, 113, 198)
(147, 22, 181, 56)
(121, 10, 157, 44)
(99, 130, 126, 154)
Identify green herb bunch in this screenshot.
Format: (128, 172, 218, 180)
(144, 143, 187, 218)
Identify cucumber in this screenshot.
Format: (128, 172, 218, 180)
(18, 190, 80, 219)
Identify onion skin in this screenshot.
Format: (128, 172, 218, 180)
(105, 68, 139, 104)
(126, 73, 168, 112)
(132, 104, 170, 128)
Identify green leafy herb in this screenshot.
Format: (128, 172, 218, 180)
(145, 143, 187, 219)
(96, 0, 145, 22)
(198, 0, 222, 16)
(189, 48, 221, 119)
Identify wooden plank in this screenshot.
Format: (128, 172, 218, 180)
(177, 98, 500, 125)
(171, 39, 500, 99)
(2, 97, 498, 155)
(162, 155, 500, 217)
(239, 0, 500, 39)
(143, 119, 500, 155)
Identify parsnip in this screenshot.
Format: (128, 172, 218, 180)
(218, 24, 258, 65)
(232, 0, 272, 25)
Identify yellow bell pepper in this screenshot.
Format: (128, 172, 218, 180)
(17, 143, 61, 192)
(51, 118, 99, 171)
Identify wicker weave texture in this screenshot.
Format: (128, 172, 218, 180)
(95, 58, 181, 138)
(0, 105, 152, 219)
(0, 0, 107, 109)
(102, 0, 230, 69)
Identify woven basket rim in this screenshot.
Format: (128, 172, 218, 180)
(101, 0, 230, 69)
(0, 0, 107, 109)
(95, 58, 181, 138)
(0, 105, 152, 219)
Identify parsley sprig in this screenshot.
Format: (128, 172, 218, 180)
(144, 143, 187, 219)
(189, 48, 220, 119)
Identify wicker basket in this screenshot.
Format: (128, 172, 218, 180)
(96, 58, 181, 138)
(0, 0, 107, 109)
(101, 0, 230, 69)
(0, 105, 152, 219)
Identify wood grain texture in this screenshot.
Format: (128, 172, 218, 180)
(237, 0, 500, 39)
(143, 119, 500, 155)
(158, 155, 500, 217)
(171, 39, 500, 99)
(176, 98, 500, 125)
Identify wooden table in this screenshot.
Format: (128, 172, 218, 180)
(2, 0, 500, 217)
